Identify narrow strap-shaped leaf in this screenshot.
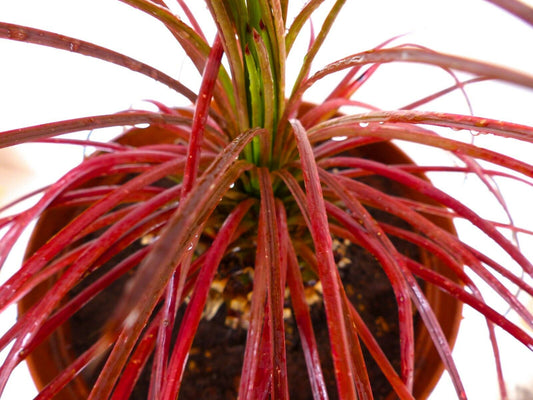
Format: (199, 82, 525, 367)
(290, 119, 357, 398)
(176, 0, 207, 41)
(322, 226, 415, 400)
(239, 203, 269, 399)
(285, 0, 325, 53)
(320, 169, 415, 391)
(379, 222, 510, 398)
(330, 171, 533, 301)
(318, 47, 533, 94)
(0, 152, 178, 303)
(110, 252, 202, 399)
(285, 238, 329, 400)
(322, 156, 533, 275)
(279, 0, 288, 21)
(274, 169, 312, 229)
(310, 110, 533, 148)
(0, 155, 184, 311)
(0, 111, 191, 148)
(110, 312, 161, 400)
(49, 185, 162, 209)
(259, 0, 286, 123)
(149, 271, 178, 400)
(326, 35, 407, 103)
(252, 29, 276, 163)
(313, 137, 385, 161)
(300, 100, 380, 129)
(378, 165, 533, 189)
(402, 268, 467, 399)
(119, 0, 210, 73)
(111, 254, 210, 399)
(182, 35, 224, 194)
(34, 335, 114, 400)
(251, 312, 274, 399)
(18, 246, 150, 363)
(326, 201, 466, 399)
(331, 169, 533, 321)
(258, 167, 289, 399)
(354, 110, 533, 143)
(346, 301, 415, 400)
(289, 47, 533, 118)
(466, 245, 533, 297)
(155, 39, 238, 390)
(402, 77, 488, 110)
(312, 123, 533, 180)
(275, 0, 346, 159)
(0, 163, 190, 396)
(289, 0, 346, 98)
(111, 260, 214, 400)
(160, 199, 254, 400)
(205, 0, 249, 132)
(406, 258, 533, 349)
(340, 297, 374, 400)
(37, 137, 130, 151)
(0, 22, 196, 101)
(484, 0, 533, 26)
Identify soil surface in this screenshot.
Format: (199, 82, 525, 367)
(68, 225, 421, 400)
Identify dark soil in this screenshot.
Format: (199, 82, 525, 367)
(66, 224, 421, 400)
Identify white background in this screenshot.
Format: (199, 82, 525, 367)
(1, 0, 533, 398)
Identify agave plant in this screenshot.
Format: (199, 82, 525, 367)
(1, 0, 533, 399)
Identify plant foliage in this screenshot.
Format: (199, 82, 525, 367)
(1, 1, 533, 399)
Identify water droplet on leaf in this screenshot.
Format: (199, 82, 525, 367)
(7, 28, 28, 41)
(69, 41, 81, 52)
(332, 135, 348, 141)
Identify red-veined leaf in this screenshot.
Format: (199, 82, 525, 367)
(258, 168, 289, 399)
(290, 119, 358, 398)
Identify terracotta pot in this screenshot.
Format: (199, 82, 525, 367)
(19, 127, 462, 399)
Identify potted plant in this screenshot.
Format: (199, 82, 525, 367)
(1, 1, 533, 399)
